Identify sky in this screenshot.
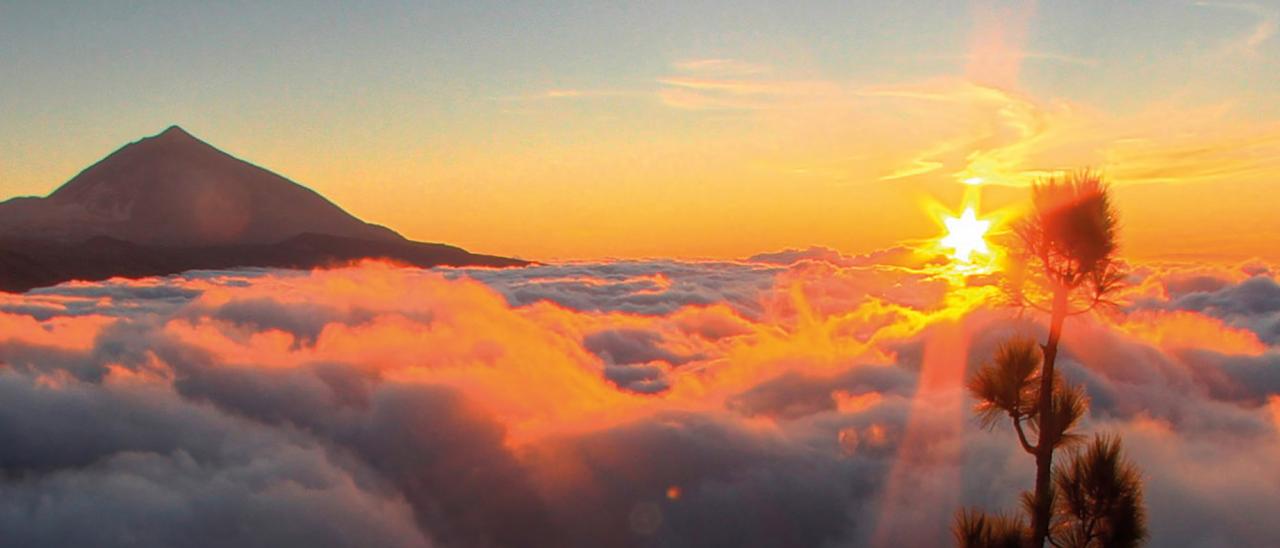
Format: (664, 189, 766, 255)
(2, 0, 1279, 261)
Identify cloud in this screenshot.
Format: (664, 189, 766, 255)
(1196, 1, 1278, 57)
(197, 297, 375, 348)
(497, 88, 643, 103)
(451, 260, 781, 317)
(657, 55, 1280, 197)
(746, 245, 944, 270)
(1136, 272, 1280, 344)
(0, 369, 432, 548)
(657, 59, 843, 111)
(670, 58, 771, 76)
(0, 259, 1275, 545)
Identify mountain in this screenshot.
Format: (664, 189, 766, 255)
(0, 126, 527, 292)
(0, 126, 401, 245)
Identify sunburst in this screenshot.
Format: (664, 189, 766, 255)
(940, 207, 991, 263)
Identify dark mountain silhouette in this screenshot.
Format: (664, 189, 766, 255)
(0, 126, 526, 292)
(0, 126, 402, 245)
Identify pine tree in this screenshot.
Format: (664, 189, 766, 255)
(952, 171, 1144, 547)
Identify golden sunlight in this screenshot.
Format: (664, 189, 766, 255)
(939, 207, 991, 263)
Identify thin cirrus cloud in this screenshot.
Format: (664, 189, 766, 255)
(657, 57, 843, 111)
(0, 251, 1275, 545)
(1195, 1, 1278, 56)
(656, 76, 843, 111)
(472, 47, 1280, 262)
(496, 88, 644, 103)
(670, 58, 772, 75)
(645, 55, 1280, 194)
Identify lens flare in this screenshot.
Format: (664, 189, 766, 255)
(939, 207, 991, 263)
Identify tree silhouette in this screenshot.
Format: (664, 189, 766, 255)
(953, 171, 1143, 547)
(1010, 171, 1124, 546)
(967, 337, 1088, 459)
(954, 508, 1026, 548)
(1051, 435, 1147, 548)
(953, 433, 1146, 547)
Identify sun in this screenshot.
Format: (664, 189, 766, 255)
(940, 207, 991, 263)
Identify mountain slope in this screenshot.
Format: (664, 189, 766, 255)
(0, 126, 527, 291)
(0, 126, 401, 245)
(0, 233, 525, 293)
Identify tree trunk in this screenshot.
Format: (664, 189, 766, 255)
(1031, 287, 1068, 547)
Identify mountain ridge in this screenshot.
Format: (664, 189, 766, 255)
(0, 126, 527, 291)
(0, 125, 402, 246)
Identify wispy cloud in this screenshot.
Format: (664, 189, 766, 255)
(855, 76, 1280, 188)
(671, 58, 771, 76)
(657, 59, 841, 111)
(655, 56, 1280, 189)
(1106, 125, 1280, 184)
(506, 59, 779, 108)
(495, 88, 642, 102)
(1196, 1, 1278, 57)
(854, 80, 1054, 184)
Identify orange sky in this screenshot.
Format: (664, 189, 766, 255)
(2, 1, 1278, 262)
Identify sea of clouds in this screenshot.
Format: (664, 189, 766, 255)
(0, 248, 1275, 547)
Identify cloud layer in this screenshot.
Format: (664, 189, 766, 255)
(0, 254, 1275, 546)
